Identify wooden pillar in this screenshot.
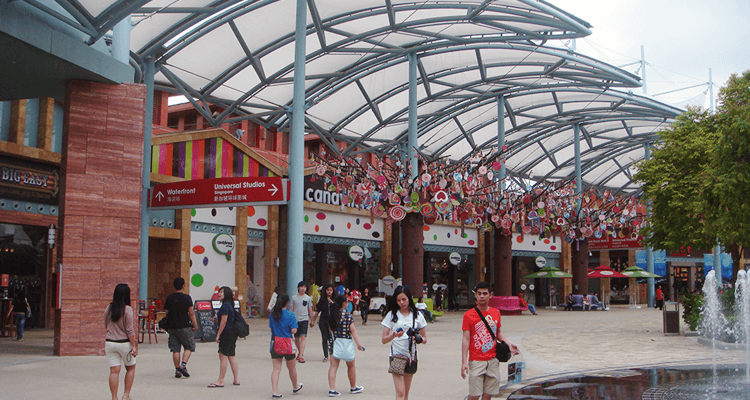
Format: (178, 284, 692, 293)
(235, 207, 248, 314)
(571, 239, 589, 295)
(562, 240, 572, 297)
(38, 98, 55, 151)
(599, 250, 611, 305)
(493, 233, 512, 296)
(381, 220, 392, 278)
(9, 99, 26, 145)
(56, 81, 145, 356)
(264, 205, 280, 306)
(176, 209, 191, 290)
(401, 212, 424, 296)
(476, 230, 486, 283)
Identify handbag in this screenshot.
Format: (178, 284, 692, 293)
(388, 354, 410, 375)
(332, 337, 356, 361)
(272, 335, 297, 355)
(474, 307, 512, 362)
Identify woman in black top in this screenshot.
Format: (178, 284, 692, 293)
(6, 292, 29, 340)
(310, 284, 334, 362)
(208, 287, 239, 387)
(360, 288, 371, 325)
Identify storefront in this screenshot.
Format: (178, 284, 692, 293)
(514, 233, 562, 308)
(302, 210, 384, 291)
(423, 224, 478, 308)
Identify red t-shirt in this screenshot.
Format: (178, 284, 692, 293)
(462, 307, 502, 361)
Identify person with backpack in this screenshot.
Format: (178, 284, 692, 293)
(208, 287, 240, 388)
(164, 277, 198, 379)
(269, 294, 304, 398)
(381, 286, 427, 400)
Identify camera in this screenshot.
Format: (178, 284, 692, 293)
(406, 328, 423, 344)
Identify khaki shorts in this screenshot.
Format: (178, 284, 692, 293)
(105, 341, 136, 368)
(468, 359, 500, 397)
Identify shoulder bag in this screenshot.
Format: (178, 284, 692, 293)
(474, 307, 511, 362)
(387, 311, 417, 375)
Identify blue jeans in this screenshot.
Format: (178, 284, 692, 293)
(419, 309, 433, 322)
(14, 313, 25, 340)
(528, 304, 537, 315)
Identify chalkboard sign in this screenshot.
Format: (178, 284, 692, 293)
(194, 300, 218, 342)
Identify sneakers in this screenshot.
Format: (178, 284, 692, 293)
(177, 363, 190, 378)
(328, 390, 341, 397)
(350, 386, 364, 394)
(175, 369, 182, 378)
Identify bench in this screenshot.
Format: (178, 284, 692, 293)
(560, 294, 603, 311)
(414, 298, 444, 320)
(489, 296, 528, 315)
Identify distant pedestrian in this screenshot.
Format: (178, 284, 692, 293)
(382, 286, 427, 400)
(360, 288, 371, 325)
(269, 294, 303, 397)
(415, 298, 434, 322)
(207, 286, 239, 388)
(311, 284, 335, 361)
(105, 284, 137, 400)
(655, 286, 664, 310)
(517, 293, 537, 315)
(164, 277, 198, 379)
(327, 295, 364, 396)
(291, 281, 314, 363)
(6, 291, 30, 340)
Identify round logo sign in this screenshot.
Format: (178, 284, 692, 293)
(449, 252, 462, 266)
(529, 284, 535, 291)
(348, 245, 364, 261)
(212, 234, 235, 261)
(535, 256, 547, 268)
(520, 284, 527, 290)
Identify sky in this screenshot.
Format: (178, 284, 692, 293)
(551, 0, 750, 109)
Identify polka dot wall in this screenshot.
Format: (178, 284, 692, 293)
(302, 211, 384, 241)
(422, 224, 478, 248)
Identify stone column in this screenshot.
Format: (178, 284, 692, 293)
(401, 212, 424, 296)
(571, 239, 589, 295)
(493, 233, 512, 296)
(56, 80, 145, 356)
(235, 207, 248, 314)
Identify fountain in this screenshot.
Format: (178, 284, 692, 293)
(509, 269, 750, 399)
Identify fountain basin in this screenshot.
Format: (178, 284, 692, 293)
(508, 364, 750, 400)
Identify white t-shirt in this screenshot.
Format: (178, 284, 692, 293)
(290, 294, 313, 322)
(381, 310, 427, 358)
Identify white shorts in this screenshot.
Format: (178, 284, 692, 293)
(105, 341, 136, 368)
(468, 359, 500, 397)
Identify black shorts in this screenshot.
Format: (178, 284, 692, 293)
(390, 356, 418, 374)
(294, 321, 309, 338)
(218, 330, 237, 357)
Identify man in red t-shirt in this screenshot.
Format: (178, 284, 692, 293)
(461, 282, 519, 400)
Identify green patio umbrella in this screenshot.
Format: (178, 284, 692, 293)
(523, 266, 572, 309)
(523, 266, 573, 279)
(621, 266, 662, 307)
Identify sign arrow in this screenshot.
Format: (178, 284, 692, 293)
(155, 191, 164, 201)
(269, 184, 278, 196)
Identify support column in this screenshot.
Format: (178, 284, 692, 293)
(571, 123, 588, 294)
(286, 0, 306, 295)
(236, 207, 248, 315)
(382, 222, 393, 278)
(571, 239, 589, 294)
(176, 209, 191, 290)
(38, 98, 55, 151)
(645, 144, 655, 307)
(493, 233, 512, 296)
(265, 205, 280, 305)
(407, 52, 418, 180)
(56, 80, 145, 355)
(139, 58, 154, 301)
(402, 213, 424, 296)
(476, 230, 485, 282)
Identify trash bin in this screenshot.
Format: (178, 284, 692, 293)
(663, 301, 680, 336)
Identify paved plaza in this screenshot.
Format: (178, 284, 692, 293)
(1, 306, 745, 399)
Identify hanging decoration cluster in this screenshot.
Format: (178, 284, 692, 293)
(309, 147, 647, 243)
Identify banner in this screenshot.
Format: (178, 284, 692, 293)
(704, 253, 732, 279)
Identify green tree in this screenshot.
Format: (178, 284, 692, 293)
(636, 70, 750, 282)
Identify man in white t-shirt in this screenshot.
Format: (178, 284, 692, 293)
(290, 281, 314, 363)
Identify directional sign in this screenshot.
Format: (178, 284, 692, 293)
(149, 177, 289, 210)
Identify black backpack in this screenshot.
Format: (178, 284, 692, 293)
(233, 310, 250, 338)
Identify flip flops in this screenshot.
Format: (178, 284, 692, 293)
(207, 383, 224, 388)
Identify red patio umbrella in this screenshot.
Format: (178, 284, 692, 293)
(588, 265, 628, 278)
